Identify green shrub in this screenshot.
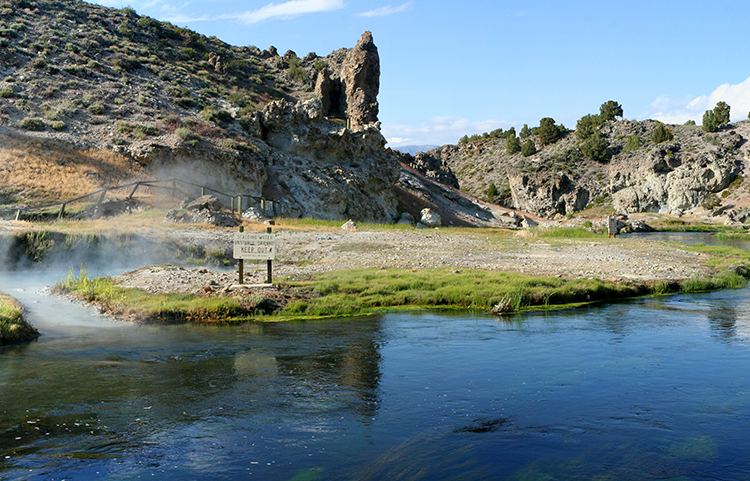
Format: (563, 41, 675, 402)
(112, 56, 141, 72)
(506, 134, 521, 154)
(714, 101, 730, 127)
(702, 193, 721, 210)
(538, 117, 560, 145)
(575, 113, 601, 141)
(200, 106, 233, 126)
(624, 134, 642, 151)
(0, 87, 13, 98)
(652, 123, 674, 143)
(136, 124, 159, 136)
(19, 118, 45, 131)
(580, 132, 609, 162)
(50, 120, 66, 131)
(89, 103, 106, 115)
(314, 60, 326, 71)
(702, 110, 718, 132)
(175, 127, 198, 141)
(521, 139, 537, 157)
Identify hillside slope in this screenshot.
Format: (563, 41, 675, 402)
(0, 0, 399, 221)
(429, 119, 750, 220)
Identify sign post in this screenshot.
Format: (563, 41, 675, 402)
(233, 226, 276, 286)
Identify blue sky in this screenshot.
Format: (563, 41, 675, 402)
(88, 0, 750, 147)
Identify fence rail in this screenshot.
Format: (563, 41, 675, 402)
(7, 179, 283, 221)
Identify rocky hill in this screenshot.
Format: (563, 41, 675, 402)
(0, 0, 399, 221)
(425, 118, 750, 220)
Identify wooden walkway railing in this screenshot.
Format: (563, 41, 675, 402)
(9, 178, 283, 221)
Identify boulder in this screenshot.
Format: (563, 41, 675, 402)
(242, 207, 269, 222)
(191, 209, 238, 227)
(521, 216, 538, 228)
(184, 195, 221, 212)
(397, 211, 415, 225)
(627, 219, 652, 232)
(164, 209, 191, 223)
(341, 219, 357, 231)
(420, 208, 441, 227)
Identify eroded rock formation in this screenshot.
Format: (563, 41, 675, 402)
(316, 31, 380, 129)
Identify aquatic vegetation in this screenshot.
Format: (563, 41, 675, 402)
(0, 293, 38, 344)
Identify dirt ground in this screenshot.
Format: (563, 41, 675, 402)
(112, 228, 715, 295)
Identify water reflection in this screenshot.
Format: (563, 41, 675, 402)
(708, 303, 738, 342)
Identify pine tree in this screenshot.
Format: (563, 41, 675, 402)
(714, 101, 730, 127)
(506, 134, 521, 154)
(599, 100, 623, 121)
(653, 123, 674, 143)
(521, 139, 537, 157)
(538, 117, 559, 145)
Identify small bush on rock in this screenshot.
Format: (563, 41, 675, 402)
(20, 118, 45, 131)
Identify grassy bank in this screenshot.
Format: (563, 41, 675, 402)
(0, 293, 39, 344)
(53, 266, 749, 324)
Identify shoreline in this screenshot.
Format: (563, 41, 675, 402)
(49, 225, 750, 323)
(0, 292, 39, 344)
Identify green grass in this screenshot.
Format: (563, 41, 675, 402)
(55, 267, 250, 323)
(53, 261, 750, 324)
(280, 268, 660, 318)
(531, 226, 602, 239)
(0, 293, 39, 344)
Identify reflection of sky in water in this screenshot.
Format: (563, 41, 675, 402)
(4, 265, 750, 479)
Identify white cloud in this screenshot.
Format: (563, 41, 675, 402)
(356, 1, 413, 17)
(382, 116, 513, 147)
(225, 0, 345, 24)
(644, 76, 750, 125)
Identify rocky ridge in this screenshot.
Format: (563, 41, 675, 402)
(428, 119, 750, 219)
(0, 0, 398, 222)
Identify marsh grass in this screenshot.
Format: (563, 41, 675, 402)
(280, 268, 654, 317)
(684, 243, 750, 270)
(531, 227, 601, 239)
(0, 293, 39, 344)
(55, 267, 249, 323)
(52, 264, 750, 323)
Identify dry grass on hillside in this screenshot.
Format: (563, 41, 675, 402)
(0, 135, 144, 204)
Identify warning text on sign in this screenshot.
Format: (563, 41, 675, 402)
(233, 233, 276, 260)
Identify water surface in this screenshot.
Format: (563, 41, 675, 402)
(2, 240, 750, 479)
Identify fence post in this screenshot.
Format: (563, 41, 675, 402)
(266, 226, 273, 284)
(260, 198, 266, 215)
(15, 209, 20, 221)
(126, 183, 139, 201)
(201, 187, 205, 196)
(238, 195, 243, 218)
(231, 196, 235, 214)
(57, 203, 66, 221)
(238, 225, 244, 285)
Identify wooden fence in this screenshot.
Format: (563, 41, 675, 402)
(8, 178, 283, 221)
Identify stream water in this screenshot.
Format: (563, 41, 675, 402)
(2, 233, 750, 480)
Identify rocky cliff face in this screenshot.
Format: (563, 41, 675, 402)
(436, 120, 750, 218)
(0, 4, 398, 223)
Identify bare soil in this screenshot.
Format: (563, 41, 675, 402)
(112, 228, 714, 295)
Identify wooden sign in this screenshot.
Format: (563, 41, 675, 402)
(233, 232, 275, 260)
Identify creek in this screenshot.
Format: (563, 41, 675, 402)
(2, 233, 750, 480)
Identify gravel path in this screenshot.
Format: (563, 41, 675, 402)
(113, 229, 714, 294)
